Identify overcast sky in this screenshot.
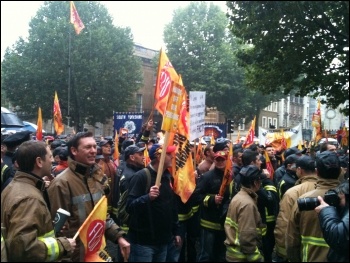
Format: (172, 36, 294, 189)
(1, 1, 227, 60)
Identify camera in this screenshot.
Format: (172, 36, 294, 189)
(297, 189, 340, 211)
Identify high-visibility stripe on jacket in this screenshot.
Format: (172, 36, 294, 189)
(37, 230, 60, 261)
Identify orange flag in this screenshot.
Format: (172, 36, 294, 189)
(219, 142, 233, 197)
(144, 147, 150, 167)
(53, 91, 64, 135)
(196, 138, 203, 165)
(264, 150, 274, 180)
(235, 130, 240, 144)
(70, 1, 85, 35)
(312, 100, 323, 143)
(173, 89, 196, 203)
(341, 126, 348, 147)
(242, 116, 256, 148)
(113, 132, 119, 166)
(74, 196, 107, 262)
(154, 48, 180, 115)
(36, 107, 43, 141)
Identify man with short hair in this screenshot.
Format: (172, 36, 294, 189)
(114, 144, 145, 229)
(47, 132, 130, 262)
(99, 139, 117, 212)
(274, 147, 303, 187)
(197, 145, 215, 176)
(274, 155, 317, 262)
(1, 130, 32, 191)
(126, 143, 180, 262)
(286, 151, 341, 262)
(1, 140, 76, 261)
(278, 154, 300, 199)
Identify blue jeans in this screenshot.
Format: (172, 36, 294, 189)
(166, 237, 182, 262)
(129, 242, 167, 262)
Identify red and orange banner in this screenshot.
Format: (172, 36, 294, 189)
(70, 1, 85, 35)
(154, 49, 181, 115)
(243, 116, 256, 148)
(76, 196, 107, 262)
(36, 107, 43, 141)
(113, 131, 119, 165)
(264, 150, 274, 181)
(53, 91, 64, 135)
(219, 142, 233, 197)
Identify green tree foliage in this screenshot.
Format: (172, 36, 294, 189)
(1, 1, 143, 127)
(163, 1, 282, 123)
(226, 1, 349, 114)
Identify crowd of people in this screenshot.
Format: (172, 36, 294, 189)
(1, 124, 349, 262)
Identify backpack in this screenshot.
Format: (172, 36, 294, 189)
(116, 168, 151, 225)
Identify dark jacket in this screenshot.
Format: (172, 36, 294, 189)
(318, 205, 349, 262)
(126, 166, 179, 245)
(278, 169, 298, 199)
(190, 167, 231, 230)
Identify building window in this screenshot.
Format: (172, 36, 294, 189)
(262, 117, 267, 128)
(268, 117, 272, 128)
(273, 118, 277, 128)
(136, 94, 142, 112)
(268, 103, 272, 111)
(273, 102, 278, 112)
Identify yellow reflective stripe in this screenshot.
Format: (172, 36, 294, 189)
(225, 217, 237, 229)
(266, 214, 275, 222)
(1, 164, 8, 183)
(203, 195, 211, 207)
(275, 244, 287, 257)
(226, 245, 262, 261)
(301, 235, 329, 247)
(38, 230, 59, 262)
(178, 210, 193, 221)
(264, 185, 277, 192)
(279, 180, 285, 199)
(257, 226, 266, 236)
(121, 225, 129, 233)
(192, 205, 199, 213)
(141, 135, 149, 141)
(301, 235, 329, 262)
(200, 218, 222, 231)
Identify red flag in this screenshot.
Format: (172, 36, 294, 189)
(219, 143, 233, 197)
(53, 91, 64, 135)
(154, 48, 180, 116)
(264, 150, 274, 180)
(36, 107, 43, 141)
(242, 116, 256, 148)
(70, 1, 85, 35)
(74, 196, 107, 262)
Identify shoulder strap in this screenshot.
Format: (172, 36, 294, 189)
(143, 167, 152, 193)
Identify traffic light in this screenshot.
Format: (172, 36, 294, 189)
(227, 119, 235, 133)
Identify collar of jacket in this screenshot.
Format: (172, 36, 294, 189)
(241, 186, 259, 201)
(68, 157, 100, 178)
(296, 174, 317, 185)
(14, 170, 45, 191)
